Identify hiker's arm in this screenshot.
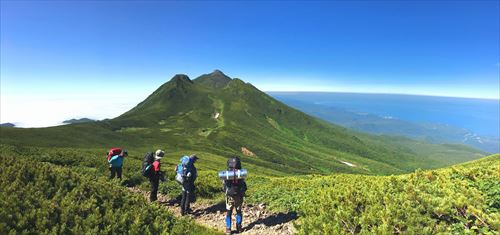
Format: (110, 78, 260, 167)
(241, 181, 247, 195)
(159, 171, 166, 182)
(192, 167, 197, 181)
(108, 155, 117, 164)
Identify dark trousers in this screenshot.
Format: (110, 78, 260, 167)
(181, 181, 195, 214)
(149, 177, 159, 202)
(226, 195, 244, 228)
(109, 167, 122, 180)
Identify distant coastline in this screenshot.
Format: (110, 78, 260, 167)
(268, 91, 500, 136)
(266, 91, 500, 101)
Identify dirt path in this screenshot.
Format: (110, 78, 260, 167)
(128, 187, 297, 235)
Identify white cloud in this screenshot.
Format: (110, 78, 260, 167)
(0, 93, 144, 127)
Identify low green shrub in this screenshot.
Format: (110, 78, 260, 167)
(0, 155, 219, 234)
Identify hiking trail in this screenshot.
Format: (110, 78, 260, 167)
(129, 187, 297, 235)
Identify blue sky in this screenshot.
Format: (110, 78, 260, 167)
(1, 1, 499, 126)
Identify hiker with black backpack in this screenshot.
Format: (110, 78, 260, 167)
(220, 156, 248, 234)
(175, 154, 198, 215)
(142, 150, 166, 202)
(107, 148, 127, 180)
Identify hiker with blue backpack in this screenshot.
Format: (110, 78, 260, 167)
(175, 154, 198, 215)
(142, 149, 166, 202)
(107, 148, 127, 180)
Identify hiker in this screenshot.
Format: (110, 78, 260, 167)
(176, 154, 198, 215)
(148, 149, 165, 202)
(108, 148, 127, 180)
(223, 157, 247, 234)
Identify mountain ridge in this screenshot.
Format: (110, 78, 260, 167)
(0, 71, 486, 175)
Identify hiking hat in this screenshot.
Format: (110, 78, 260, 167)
(190, 154, 199, 161)
(155, 149, 165, 159)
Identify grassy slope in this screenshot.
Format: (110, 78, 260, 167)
(247, 154, 500, 234)
(0, 72, 486, 176)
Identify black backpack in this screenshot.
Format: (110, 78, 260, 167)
(225, 157, 242, 196)
(141, 152, 155, 177)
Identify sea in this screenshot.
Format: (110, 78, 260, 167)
(268, 92, 500, 137)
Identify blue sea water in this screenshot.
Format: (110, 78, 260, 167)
(268, 92, 500, 137)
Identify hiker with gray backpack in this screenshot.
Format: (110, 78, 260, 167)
(142, 150, 166, 202)
(219, 156, 248, 234)
(175, 154, 198, 215)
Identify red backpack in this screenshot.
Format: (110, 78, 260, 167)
(107, 148, 122, 161)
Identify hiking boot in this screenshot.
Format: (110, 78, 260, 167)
(225, 227, 231, 235)
(236, 224, 242, 233)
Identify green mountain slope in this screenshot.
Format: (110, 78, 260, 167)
(0, 71, 486, 175)
(249, 154, 500, 234)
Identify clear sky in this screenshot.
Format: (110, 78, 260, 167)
(1, 0, 499, 127)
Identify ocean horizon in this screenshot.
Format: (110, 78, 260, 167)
(268, 91, 500, 137)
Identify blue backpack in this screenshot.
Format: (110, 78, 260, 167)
(175, 156, 191, 184)
(108, 155, 124, 168)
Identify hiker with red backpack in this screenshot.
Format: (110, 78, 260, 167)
(219, 156, 248, 234)
(142, 149, 166, 202)
(107, 148, 127, 180)
(175, 154, 199, 215)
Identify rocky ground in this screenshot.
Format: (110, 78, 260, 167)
(129, 187, 297, 234)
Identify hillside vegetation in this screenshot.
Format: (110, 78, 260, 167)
(0, 153, 220, 235)
(248, 154, 500, 234)
(0, 144, 498, 234)
(0, 71, 486, 176)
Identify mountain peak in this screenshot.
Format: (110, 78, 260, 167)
(171, 74, 192, 83)
(194, 70, 232, 89)
(211, 69, 225, 75)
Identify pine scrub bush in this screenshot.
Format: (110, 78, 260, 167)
(0, 156, 218, 235)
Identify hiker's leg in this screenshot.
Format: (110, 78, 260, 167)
(226, 208, 233, 229)
(185, 191, 191, 211)
(236, 210, 242, 225)
(150, 178, 159, 202)
(117, 167, 122, 180)
(225, 196, 234, 229)
(186, 182, 195, 211)
(235, 196, 243, 231)
(180, 189, 187, 214)
(109, 167, 116, 179)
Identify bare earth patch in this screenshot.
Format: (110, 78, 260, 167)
(241, 147, 255, 157)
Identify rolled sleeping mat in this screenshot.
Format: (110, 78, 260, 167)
(218, 169, 248, 180)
